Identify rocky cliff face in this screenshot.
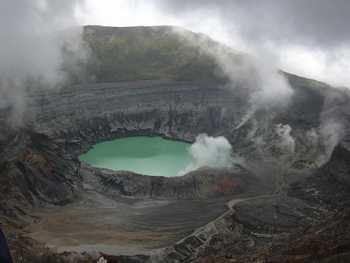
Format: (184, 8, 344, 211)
(0, 130, 81, 220)
(0, 26, 350, 262)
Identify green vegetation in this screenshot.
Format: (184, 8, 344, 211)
(82, 26, 222, 82)
(62, 26, 331, 89)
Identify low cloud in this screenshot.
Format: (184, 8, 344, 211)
(154, 0, 350, 87)
(157, 0, 350, 49)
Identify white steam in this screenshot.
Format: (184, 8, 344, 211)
(275, 124, 295, 155)
(306, 128, 319, 148)
(180, 134, 233, 175)
(0, 0, 84, 126)
(231, 58, 294, 130)
(318, 119, 345, 163)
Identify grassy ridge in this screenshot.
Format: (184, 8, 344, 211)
(82, 26, 221, 82)
(65, 25, 331, 92)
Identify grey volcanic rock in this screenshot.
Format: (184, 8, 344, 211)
(289, 142, 350, 208)
(0, 130, 81, 220)
(82, 164, 261, 200)
(28, 80, 240, 142)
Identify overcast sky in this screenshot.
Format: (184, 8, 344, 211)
(78, 0, 350, 87)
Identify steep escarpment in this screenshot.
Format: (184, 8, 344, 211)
(82, 165, 261, 200)
(29, 81, 241, 144)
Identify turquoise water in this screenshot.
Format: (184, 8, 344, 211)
(80, 136, 191, 177)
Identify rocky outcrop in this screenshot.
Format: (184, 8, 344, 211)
(0, 130, 81, 220)
(289, 142, 350, 208)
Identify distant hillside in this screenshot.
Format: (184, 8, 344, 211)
(63, 26, 330, 93)
(79, 25, 233, 82)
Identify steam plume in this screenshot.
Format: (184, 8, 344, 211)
(180, 134, 233, 175)
(229, 58, 293, 130)
(275, 124, 296, 156)
(318, 119, 345, 163)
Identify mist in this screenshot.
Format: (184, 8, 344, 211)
(0, 0, 84, 126)
(173, 28, 294, 130)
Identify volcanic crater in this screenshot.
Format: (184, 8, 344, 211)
(1, 26, 350, 263)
